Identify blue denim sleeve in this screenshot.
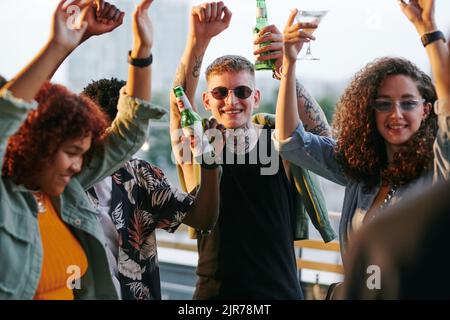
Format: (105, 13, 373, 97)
(272, 124, 348, 186)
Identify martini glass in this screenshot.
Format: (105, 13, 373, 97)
(295, 10, 328, 60)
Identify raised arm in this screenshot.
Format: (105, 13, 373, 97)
(2, 0, 92, 101)
(170, 1, 231, 192)
(181, 119, 224, 230)
(399, 0, 450, 101)
(126, 0, 154, 101)
(255, 23, 331, 137)
(275, 9, 317, 140)
(46, 1, 124, 81)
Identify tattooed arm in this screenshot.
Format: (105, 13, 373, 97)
(296, 79, 331, 137)
(169, 1, 231, 192)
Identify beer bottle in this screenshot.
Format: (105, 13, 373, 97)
(254, 0, 275, 71)
(173, 86, 213, 157)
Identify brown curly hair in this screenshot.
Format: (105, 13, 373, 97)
(2, 82, 109, 186)
(332, 57, 437, 188)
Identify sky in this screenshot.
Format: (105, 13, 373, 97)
(1, 0, 449, 84)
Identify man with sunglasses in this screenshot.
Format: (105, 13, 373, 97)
(169, 2, 331, 299)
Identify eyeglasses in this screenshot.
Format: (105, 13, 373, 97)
(372, 98, 426, 113)
(210, 86, 253, 100)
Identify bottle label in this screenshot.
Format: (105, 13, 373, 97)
(176, 95, 192, 112)
(256, 7, 265, 19)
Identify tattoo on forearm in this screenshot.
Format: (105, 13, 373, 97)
(174, 62, 187, 89)
(192, 53, 205, 78)
(296, 80, 331, 136)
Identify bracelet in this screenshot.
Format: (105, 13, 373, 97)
(128, 50, 153, 67)
(421, 30, 446, 47)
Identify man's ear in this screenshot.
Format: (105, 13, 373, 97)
(252, 88, 261, 110)
(203, 91, 211, 111)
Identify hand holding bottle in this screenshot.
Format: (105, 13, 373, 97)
(253, 0, 276, 70)
(253, 24, 283, 75)
(173, 86, 215, 159)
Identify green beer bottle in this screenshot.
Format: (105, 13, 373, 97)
(173, 86, 213, 157)
(254, 0, 275, 71)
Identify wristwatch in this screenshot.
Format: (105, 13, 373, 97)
(421, 30, 446, 47)
(127, 50, 153, 68)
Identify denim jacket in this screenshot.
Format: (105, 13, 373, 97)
(273, 113, 450, 256)
(0, 88, 165, 299)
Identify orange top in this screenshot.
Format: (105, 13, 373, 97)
(33, 194, 88, 300)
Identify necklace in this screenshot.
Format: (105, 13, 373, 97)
(363, 184, 399, 225)
(379, 184, 398, 211)
(33, 192, 46, 214)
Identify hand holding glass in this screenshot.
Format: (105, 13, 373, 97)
(295, 10, 328, 60)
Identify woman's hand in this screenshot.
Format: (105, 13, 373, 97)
(282, 9, 317, 63)
(398, 0, 436, 35)
(131, 0, 154, 58)
(50, 0, 92, 52)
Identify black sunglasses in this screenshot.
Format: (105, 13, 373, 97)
(210, 86, 253, 100)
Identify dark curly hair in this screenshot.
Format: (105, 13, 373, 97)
(332, 57, 437, 188)
(2, 82, 109, 186)
(82, 78, 126, 123)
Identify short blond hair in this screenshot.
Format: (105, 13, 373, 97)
(205, 55, 255, 81)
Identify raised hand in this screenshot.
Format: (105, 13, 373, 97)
(50, 0, 92, 51)
(398, 0, 436, 34)
(253, 24, 283, 74)
(282, 9, 317, 62)
(81, 0, 124, 42)
(132, 0, 154, 57)
(189, 2, 232, 42)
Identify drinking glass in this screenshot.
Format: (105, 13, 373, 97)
(295, 10, 328, 60)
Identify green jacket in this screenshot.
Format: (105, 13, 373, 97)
(252, 113, 336, 242)
(0, 89, 165, 299)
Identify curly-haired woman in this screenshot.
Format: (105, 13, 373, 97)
(0, 0, 161, 299)
(274, 6, 450, 257)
